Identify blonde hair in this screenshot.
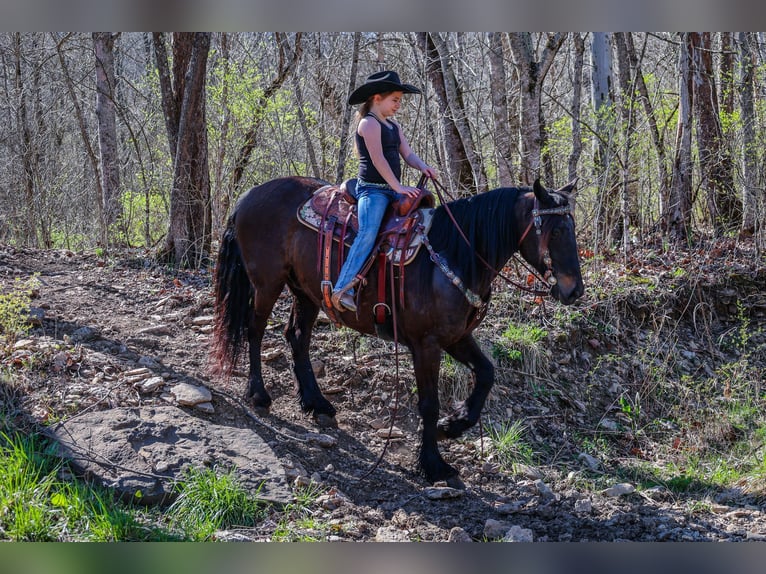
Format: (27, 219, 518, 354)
(352, 92, 394, 155)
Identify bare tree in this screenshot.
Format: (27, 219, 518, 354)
(416, 32, 478, 193)
(625, 33, 670, 224)
(669, 34, 693, 244)
(93, 32, 122, 244)
(154, 32, 212, 268)
(488, 32, 514, 186)
(738, 32, 758, 239)
(228, 33, 302, 195)
(507, 32, 565, 185)
(568, 33, 585, 185)
(689, 32, 737, 234)
(336, 32, 361, 182)
(56, 33, 105, 246)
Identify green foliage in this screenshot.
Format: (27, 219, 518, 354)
(491, 322, 547, 365)
(0, 430, 169, 541)
(167, 466, 267, 540)
(484, 419, 535, 471)
(0, 276, 40, 352)
(115, 188, 169, 248)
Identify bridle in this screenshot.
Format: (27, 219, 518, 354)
(517, 198, 574, 288)
(427, 177, 573, 299)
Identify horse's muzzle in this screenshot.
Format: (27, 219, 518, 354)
(551, 274, 584, 305)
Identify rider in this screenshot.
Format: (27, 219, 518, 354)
(332, 70, 437, 313)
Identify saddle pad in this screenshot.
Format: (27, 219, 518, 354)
(297, 191, 434, 265)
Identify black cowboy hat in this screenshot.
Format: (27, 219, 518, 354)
(347, 70, 421, 105)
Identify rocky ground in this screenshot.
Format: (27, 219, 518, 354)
(1, 242, 765, 542)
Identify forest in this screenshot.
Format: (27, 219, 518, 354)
(1, 32, 764, 267)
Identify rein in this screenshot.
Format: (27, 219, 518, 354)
(427, 177, 562, 298)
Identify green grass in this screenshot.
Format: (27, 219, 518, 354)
(167, 466, 268, 541)
(484, 419, 535, 471)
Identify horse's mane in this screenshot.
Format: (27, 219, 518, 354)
(426, 187, 523, 288)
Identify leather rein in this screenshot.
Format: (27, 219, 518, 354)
(427, 177, 572, 298)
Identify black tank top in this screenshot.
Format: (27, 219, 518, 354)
(356, 114, 401, 184)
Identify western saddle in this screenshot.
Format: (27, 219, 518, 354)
(297, 178, 435, 326)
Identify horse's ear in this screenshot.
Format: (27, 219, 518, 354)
(533, 178, 552, 203)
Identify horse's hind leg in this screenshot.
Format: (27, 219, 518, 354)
(246, 283, 284, 410)
(437, 334, 495, 439)
(285, 288, 337, 425)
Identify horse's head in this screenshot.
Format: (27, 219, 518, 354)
(518, 179, 584, 305)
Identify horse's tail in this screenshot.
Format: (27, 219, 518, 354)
(210, 212, 252, 377)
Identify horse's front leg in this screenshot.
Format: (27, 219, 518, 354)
(285, 290, 336, 426)
(437, 334, 495, 439)
(412, 340, 463, 487)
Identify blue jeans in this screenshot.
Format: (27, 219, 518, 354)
(335, 184, 399, 294)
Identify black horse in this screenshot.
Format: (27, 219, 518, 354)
(211, 176, 584, 487)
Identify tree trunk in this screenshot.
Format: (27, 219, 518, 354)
(590, 32, 618, 247)
(55, 33, 105, 247)
(614, 32, 636, 253)
(669, 34, 693, 244)
(689, 32, 737, 234)
(507, 32, 564, 186)
(336, 32, 361, 182)
(93, 32, 122, 244)
(158, 32, 212, 268)
(625, 33, 670, 224)
(568, 33, 585, 185)
(13, 33, 37, 246)
(212, 32, 232, 236)
(738, 32, 758, 238)
(488, 32, 513, 186)
(416, 32, 474, 194)
(428, 33, 487, 192)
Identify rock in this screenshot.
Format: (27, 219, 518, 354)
(578, 452, 600, 470)
(448, 527, 472, 542)
(516, 464, 544, 480)
(306, 432, 337, 448)
(599, 418, 619, 431)
(503, 525, 535, 542)
(72, 326, 97, 342)
(13, 338, 35, 350)
(170, 382, 212, 406)
(534, 479, 555, 499)
(138, 356, 161, 369)
(261, 349, 283, 361)
(194, 402, 215, 414)
(137, 376, 165, 394)
(375, 526, 410, 542)
(483, 519, 511, 540)
(376, 426, 405, 439)
(423, 486, 464, 500)
(496, 501, 525, 515)
(46, 405, 291, 505)
(137, 324, 172, 336)
(604, 483, 636, 497)
(574, 498, 592, 514)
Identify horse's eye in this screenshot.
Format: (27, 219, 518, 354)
(551, 227, 562, 239)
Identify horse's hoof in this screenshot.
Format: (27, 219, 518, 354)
(445, 475, 466, 490)
(314, 413, 338, 428)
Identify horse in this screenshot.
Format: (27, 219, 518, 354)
(211, 176, 584, 487)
